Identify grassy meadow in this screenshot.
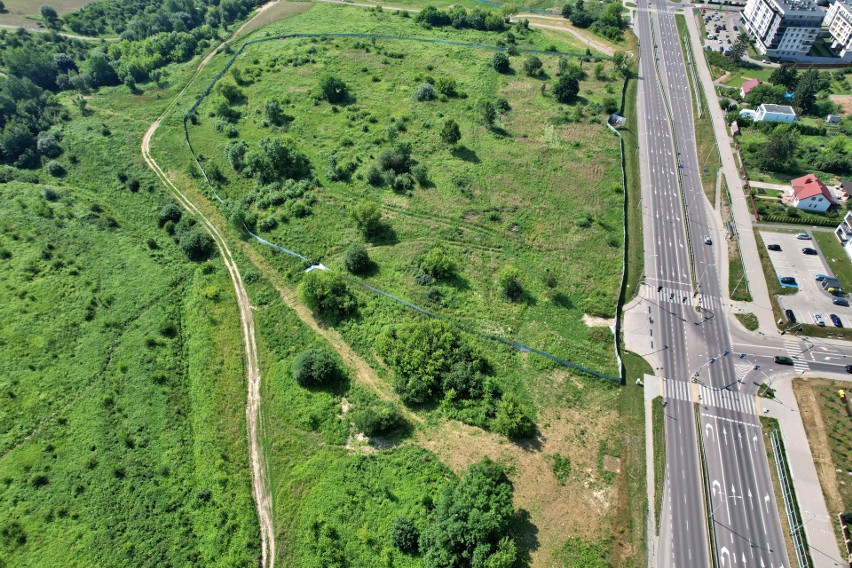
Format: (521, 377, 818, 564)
(1, 2, 644, 567)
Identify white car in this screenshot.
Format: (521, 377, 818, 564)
(796, 232, 811, 240)
(813, 313, 826, 326)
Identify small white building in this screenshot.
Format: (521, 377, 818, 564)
(754, 103, 796, 123)
(786, 173, 838, 213)
(834, 210, 852, 262)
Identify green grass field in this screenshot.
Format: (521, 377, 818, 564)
(0, 0, 98, 29)
(0, 3, 646, 566)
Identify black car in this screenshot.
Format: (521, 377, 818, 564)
(779, 276, 797, 285)
(830, 314, 843, 328)
(846, 365, 852, 374)
(767, 244, 781, 251)
(833, 297, 849, 307)
(774, 356, 794, 365)
(802, 247, 818, 255)
(785, 309, 796, 323)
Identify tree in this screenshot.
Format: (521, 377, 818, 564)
(343, 242, 370, 274)
(0, 2, 6, 11)
(756, 125, 798, 171)
(298, 269, 356, 320)
(597, 2, 625, 29)
(178, 229, 215, 261)
(522, 55, 543, 77)
(390, 517, 419, 554)
(435, 77, 458, 97)
(570, 10, 595, 28)
(768, 64, 798, 90)
(420, 458, 517, 567)
(351, 402, 404, 436)
(4, 48, 57, 90)
(553, 75, 580, 103)
(350, 201, 382, 236)
(40, 5, 58, 21)
(491, 393, 536, 438)
(414, 83, 437, 101)
(264, 99, 291, 126)
(319, 75, 349, 104)
(792, 69, 822, 114)
(561, 3, 573, 18)
(492, 52, 510, 73)
(730, 33, 748, 63)
(84, 52, 119, 87)
(217, 80, 244, 104)
(745, 83, 786, 106)
(292, 348, 340, 388)
(498, 265, 522, 301)
(419, 245, 455, 278)
(440, 119, 461, 146)
(482, 100, 497, 126)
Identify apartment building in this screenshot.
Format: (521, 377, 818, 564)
(824, 0, 852, 60)
(742, 0, 824, 59)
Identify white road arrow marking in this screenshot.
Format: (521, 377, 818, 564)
(764, 494, 770, 513)
(706, 423, 714, 440)
(713, 479, 721, 497)
(722, 428, 728, 445)
(721, 547, 731, 567)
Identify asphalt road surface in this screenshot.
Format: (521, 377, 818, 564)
(634, 1, 790, 566)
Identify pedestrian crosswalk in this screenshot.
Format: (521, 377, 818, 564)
(663, 379, 757, 416)
(782, 338, 810, 373)
(642, 284, 722, 311)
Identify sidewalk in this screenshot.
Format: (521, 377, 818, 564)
(759, 378, 846, 568)
(683, 10, 778, 335)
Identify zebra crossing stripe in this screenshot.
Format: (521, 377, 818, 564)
(697, 385, 757, 416)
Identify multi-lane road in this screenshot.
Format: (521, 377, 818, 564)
(634, 0, 789, 566)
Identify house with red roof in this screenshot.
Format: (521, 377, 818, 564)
(740, 78, 761, 99)
(785, 173, 838, 213)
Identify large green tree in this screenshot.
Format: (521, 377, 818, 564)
(553, 75, 580, 104)
(791, 69, 824, 114)
(768, 64, 798, 90)
(756, 125, 798, 171)
(298, 270, 356, 320)
(420, 458, 518, 568)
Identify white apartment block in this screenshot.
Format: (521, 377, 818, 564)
(825, 0, 852, 60)
(742, 0, 824, 60)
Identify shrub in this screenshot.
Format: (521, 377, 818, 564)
(523, 55, 543, 77)
(178, 229, 216, 262)
(419, 245, 455, 279)
(497, 265, 522, 301)
(298, 269, 356, 320)
(492, 52, 510, 73)
(44, 160, 64, 177)
(491, 393, 536, 438)
(350, 201, 382, 236)
(350, 402, 404, 436)
(320, 75, 349, 103)
(553, 75, 580, 104)
(292, 348, 340, 388)
(343, 242, 370, 274)
(41, 186, 58, 201)
(414, 83, 437, 101)
(390, 517, 419, 553)
(158, 203, 183, 227)
(440, 119, 461, 146)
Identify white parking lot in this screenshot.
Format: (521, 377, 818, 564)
(761, 230, 852, 328)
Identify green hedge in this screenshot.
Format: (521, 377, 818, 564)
(760, 214, 838, 227)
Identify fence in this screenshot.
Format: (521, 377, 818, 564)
(180, 33, 621, 384)
(770, 429, 811, 568)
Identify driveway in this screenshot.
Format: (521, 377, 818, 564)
(762, 230, 852, 327)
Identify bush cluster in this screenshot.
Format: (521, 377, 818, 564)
(366, 142, 426, 192)
(415, 6, 507, 32)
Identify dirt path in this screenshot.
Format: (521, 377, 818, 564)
(141, 3, 286, 566)
(510, 15, 617, 56)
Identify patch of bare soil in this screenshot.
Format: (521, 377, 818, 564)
(417, 377, 618, 566)
(583, 314, 615, 327)
(234, 1, 312, 37)
(793, 380, 844, 516)
(830, 95, 852, 115)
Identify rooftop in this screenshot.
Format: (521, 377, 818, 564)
(759, 103, 796, 115)
(772, 0, 821, 15)
(741, 78, 761, 95)
(791, 173, 837, 203)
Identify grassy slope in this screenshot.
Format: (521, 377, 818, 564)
(183, 6, 624, 375)
(0, 53, 260, 564)
(814, 231, 852, 285)
(145, 5, 646, 566)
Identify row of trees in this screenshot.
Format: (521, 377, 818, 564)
(415, 6, 507, 32)
(562, 0, 627, 41)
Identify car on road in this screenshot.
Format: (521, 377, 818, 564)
(833, 297, 849, 307)
(785, 309, 796, 323)
(767, 243, 781, 251)
(802, 247, 818, 255)
(774, 356, 794, 365)
(813, 313, 826, 326)
(796, 232, 811, 240)
(830, 314, 843, 327)
(846, 365, 852, 373)
(815, 273, 827, 281)
(704, 235, 712, 245)
(761, 59, 770, 64)
(779, 276, 797, 286)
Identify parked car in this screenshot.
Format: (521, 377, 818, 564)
(767, 244, 781, 251)
(708, 34, 716, 39)
(785, 309, 796, 323)
(846, 364, 852, 373)
(779, 276, 797, 286)
(802, 247, 818, 255)
(774, 356, 794, 365)
(815, 273, 827, 281)
(733, 24, 739, 30)
(833, 297, 849, 307)
(761, 59, 770, 64)
(796, 232, 811, 240)
(813, 313, 826, 326)
(704, 235, 712, 245)
(830, 314, 843, 327)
